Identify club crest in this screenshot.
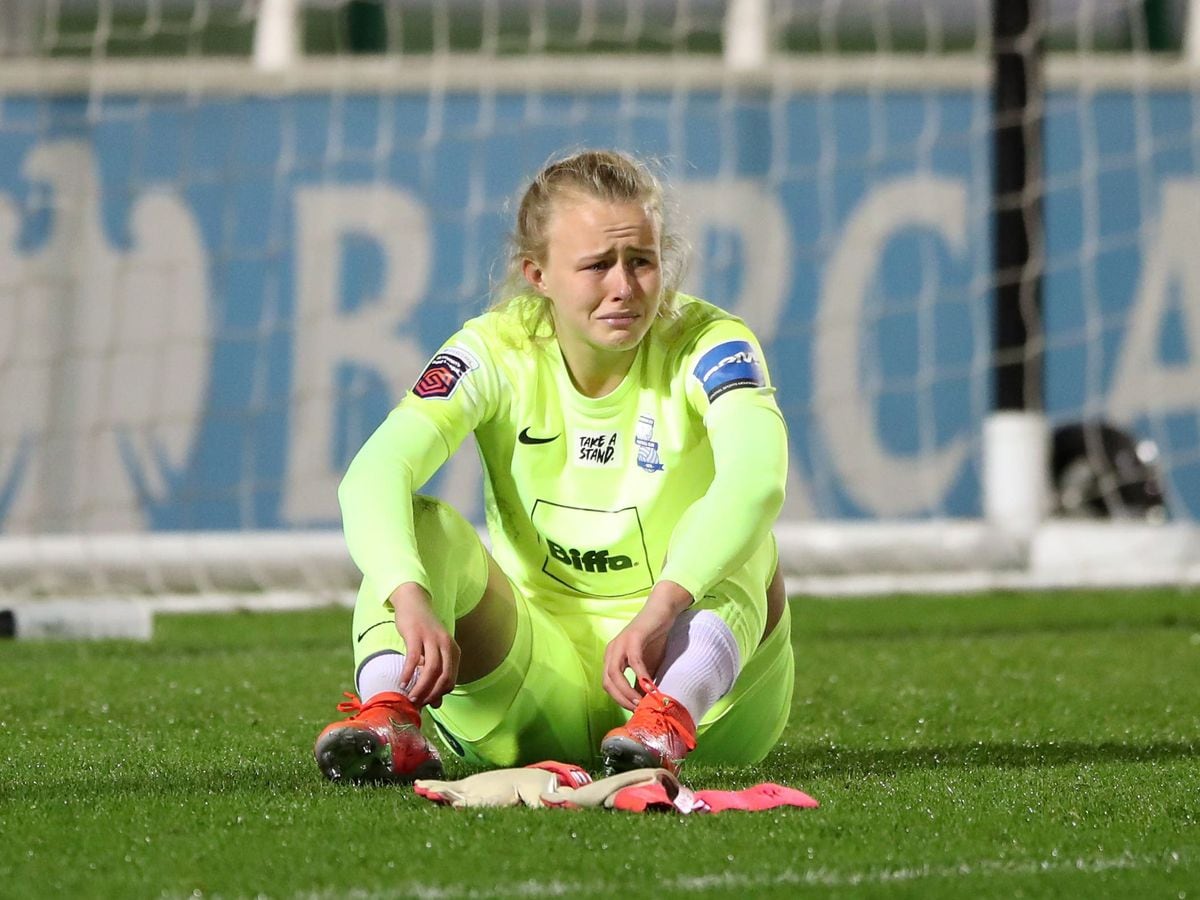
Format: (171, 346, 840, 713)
(635, 415, 665, 473)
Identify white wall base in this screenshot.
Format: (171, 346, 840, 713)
(4, 516, 1200, 614)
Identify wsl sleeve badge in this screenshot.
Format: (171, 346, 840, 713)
(412, 347, 479, 399)
(693, 340, 765, 402)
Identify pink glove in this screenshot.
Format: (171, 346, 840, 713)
(540, 768, 702, 813)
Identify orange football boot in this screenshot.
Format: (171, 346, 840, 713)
(600, 677, 697, 775)
(314, 691, 443, 784)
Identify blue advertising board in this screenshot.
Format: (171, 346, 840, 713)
(0, 85, 1196, 532)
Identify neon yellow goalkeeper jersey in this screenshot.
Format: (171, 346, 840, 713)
(338, 294, 788, 620)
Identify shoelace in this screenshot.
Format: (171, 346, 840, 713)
(334, 690, 420, 724)
(631, 678, 697, 750)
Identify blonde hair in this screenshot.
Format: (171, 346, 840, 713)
(491, 149, 687, 339)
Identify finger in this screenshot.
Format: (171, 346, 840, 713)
(626, 647, 651, 685)
(602, 646, 628, 696)
(603, 672, 637, 712)
(609, 639, 644, 706)
(409, 642, 441, 706)
(622, 672, 642, 707)
(601, 653, 627, 709)
(397, 639, 420, 694)
(429, 641, 459, 707)
(604, 655, 640, 710)
(619, 678, 640, 710)
(644, 643, 667, 681)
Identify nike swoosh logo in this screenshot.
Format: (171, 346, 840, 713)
(356, 621, 392, 642)
(518, 427, 559, 445)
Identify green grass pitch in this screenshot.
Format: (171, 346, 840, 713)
(1, 590, 1197, 898)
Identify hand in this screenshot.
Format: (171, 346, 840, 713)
(602, 581, 693, 711)
(390, 583, 460, 708)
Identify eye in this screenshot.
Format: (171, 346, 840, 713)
(585, 260, 610, 271)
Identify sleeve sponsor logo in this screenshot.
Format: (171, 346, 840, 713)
(412, 347, 478, 399)
(692, 339, 765, 402)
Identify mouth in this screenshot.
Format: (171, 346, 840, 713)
(598, 311, 640, 327)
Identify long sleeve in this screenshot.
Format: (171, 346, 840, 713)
(339, 327, 499, 604)
(658, 386, 788, 599)
(338, 406, 453, 604)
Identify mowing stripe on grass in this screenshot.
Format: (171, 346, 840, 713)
(292, 850, 1185, 898)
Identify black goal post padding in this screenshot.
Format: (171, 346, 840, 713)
(992, 0, 1046, 413)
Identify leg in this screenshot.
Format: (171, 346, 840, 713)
(345, 496, 597, 769)
(655, 561, 785, 718)
(353, 495, 514, 697)
(424, 596, 598, 767)
(454, 555, 518, 682)
(318, 496, 516, 783)
(762, 562, 786, 643)
(688, 602, 793, 766)
(651, 542, 785, 721)
(601, 534, 791, 772)
(689, 540, 794, 765)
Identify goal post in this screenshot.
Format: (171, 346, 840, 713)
(984, 0, 1049, 536)
(2, 1, 1200, 613)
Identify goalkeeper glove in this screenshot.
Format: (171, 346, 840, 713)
(539, 767, 703, 813)
(413, 760, 591, 809)
(541, 769, 821, 814)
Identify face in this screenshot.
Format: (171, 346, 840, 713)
(523, 194, 663, 370)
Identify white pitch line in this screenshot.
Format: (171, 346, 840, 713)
(293, 850, 1184, 899)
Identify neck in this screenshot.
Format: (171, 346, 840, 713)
(559, 343, 638, 398)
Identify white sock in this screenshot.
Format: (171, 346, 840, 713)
(654, 609, 741, 723)
(356, 652, 413, 703)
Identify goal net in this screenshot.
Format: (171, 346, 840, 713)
(2, 0, 1199, 617)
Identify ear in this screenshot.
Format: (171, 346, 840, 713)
(522, 258, 546, 293)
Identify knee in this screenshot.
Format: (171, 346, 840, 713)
(411, 495, 489, 621)
(412, 495, 476, 554)
(412, 494, 455, 533)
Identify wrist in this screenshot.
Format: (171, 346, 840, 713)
(646, 580, 694, 616)
(389, 581, 433, 611)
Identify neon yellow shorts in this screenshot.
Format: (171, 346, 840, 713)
(357, 600, 792, 769)
(350, 498, 793, 768)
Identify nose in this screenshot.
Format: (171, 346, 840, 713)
(608, 263, 634, 301)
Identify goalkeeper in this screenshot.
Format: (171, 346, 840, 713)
(314, 149, 793, 783)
